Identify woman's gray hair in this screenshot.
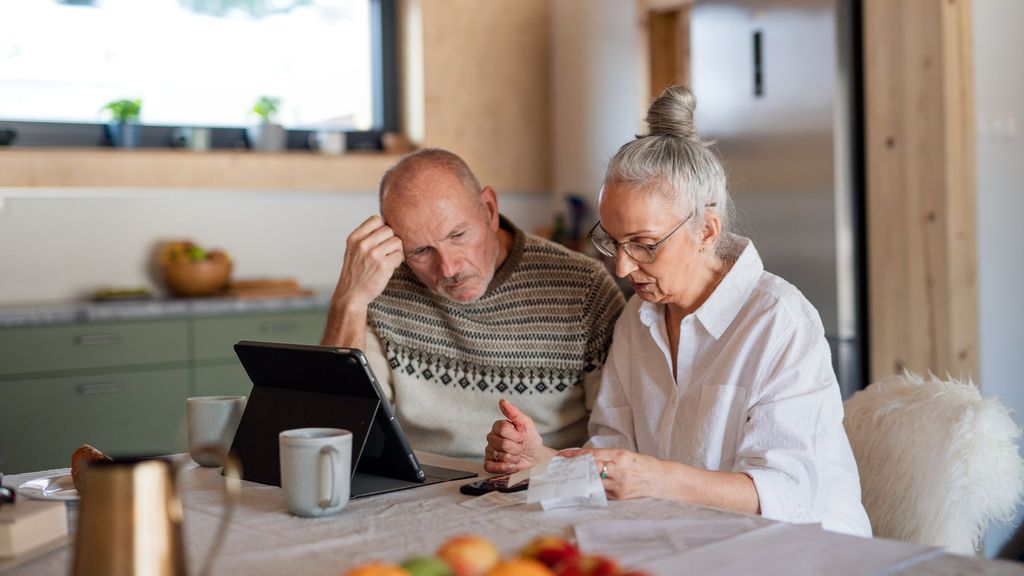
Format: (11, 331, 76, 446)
(604, 85, 734, 256)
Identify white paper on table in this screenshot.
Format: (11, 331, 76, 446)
(526, 454, 607, 510)
(574, 517, 761, 569)
(458, 490, 528, 511)
(637, 522, 944, 576)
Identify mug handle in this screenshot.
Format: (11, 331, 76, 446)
(318, 445, 342, 509)
(189, 446, 241, 576)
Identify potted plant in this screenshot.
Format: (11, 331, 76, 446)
(247, 95, 286, 151)
(102, 98, 142, 148)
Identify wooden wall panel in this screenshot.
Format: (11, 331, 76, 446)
(0, 150, 398, 191)
(645, 4, 691, 100)
(864, 0, 977, 382)
(419, 0, 551, 193)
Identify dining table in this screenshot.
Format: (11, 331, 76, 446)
(2, 452, 1022, 576)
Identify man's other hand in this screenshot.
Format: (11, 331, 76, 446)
(484, 399, 555, 474)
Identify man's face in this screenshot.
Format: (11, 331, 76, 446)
(381, 169, 502, 303)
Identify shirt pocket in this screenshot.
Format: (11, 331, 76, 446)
(693, 385, 750, 471)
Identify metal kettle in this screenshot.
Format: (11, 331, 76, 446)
(72, 449, 239, 576)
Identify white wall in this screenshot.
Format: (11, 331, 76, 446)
(0, 189, 549, 304)
(974, 0, 1024, 558)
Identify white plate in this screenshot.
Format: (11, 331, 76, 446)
(16, 474, 79, 501)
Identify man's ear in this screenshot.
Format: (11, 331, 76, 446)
(481, 186, 500, 230)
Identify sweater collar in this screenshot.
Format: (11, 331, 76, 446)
(481, 214, 524, 299)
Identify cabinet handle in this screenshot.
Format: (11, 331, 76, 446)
(259, 321, 299, 335)
(74, 333, 121, 346)
(77, 382, 124, 395)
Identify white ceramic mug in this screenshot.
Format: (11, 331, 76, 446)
(308, 130, 346, 155)
(186, 396, 246, 467)
(279, 428, 351, 517)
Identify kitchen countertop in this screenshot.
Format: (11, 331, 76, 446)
(0, 292, 332, 327)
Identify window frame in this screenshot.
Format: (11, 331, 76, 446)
(0, 0, 397, 151)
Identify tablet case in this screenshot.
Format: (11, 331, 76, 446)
(229, 341, 474, 497)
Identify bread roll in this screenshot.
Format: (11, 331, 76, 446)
(70, 444, 112, 492)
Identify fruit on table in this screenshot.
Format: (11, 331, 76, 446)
(436, 535, 501, 576)
(484, 558, 555, 576)
(520, 536, 579, 569)
(402, 556, 454, 576)
(344, 562, 412, 576)
(343, 534, 650, 576)
(551, 555, 620, 576)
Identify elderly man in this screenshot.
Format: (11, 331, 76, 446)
(321, 148, 624, 460)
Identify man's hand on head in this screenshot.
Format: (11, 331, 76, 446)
(333, 215, 405, 310)
(321, 216, 404, 350)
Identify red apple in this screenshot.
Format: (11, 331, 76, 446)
(520, 536, 580, 569)
(553, 555, 621, 576)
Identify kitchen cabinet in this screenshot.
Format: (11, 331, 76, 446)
(193, 312, 326, 361)
(0, 309, 326, 473)
(193, 311, 327, 397)
(0, 368, 190, 473)
(0, 319, 188, 377)
(194, 363, 252, 398)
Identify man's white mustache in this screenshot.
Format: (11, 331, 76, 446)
(441, 273, 475, 287)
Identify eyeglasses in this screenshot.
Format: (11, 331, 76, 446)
(588, 212, 693, 264)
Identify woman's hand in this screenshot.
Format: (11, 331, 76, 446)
(559, 448, 669, 500)
(484, 400, 555, 474)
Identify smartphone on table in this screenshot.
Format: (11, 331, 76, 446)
(459, 474, 529, 496)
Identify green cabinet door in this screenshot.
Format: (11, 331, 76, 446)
(192, 311, 326, 362)
(0, 319, 189, 377)
(0, 368, 190, 473)
(194, 364, 253, 398)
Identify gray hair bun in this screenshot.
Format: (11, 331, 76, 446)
(645, 85, 700, 142)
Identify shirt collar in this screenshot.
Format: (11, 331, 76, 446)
(636, 234, 763, 339)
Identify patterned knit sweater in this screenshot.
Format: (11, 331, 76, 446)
(364, 217, 625, 459)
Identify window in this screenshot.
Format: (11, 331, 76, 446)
(0, 0, 396, 148)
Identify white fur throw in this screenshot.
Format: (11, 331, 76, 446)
(844, 371, 1024, 554)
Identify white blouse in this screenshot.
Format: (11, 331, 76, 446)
(586, 235, 872, 537)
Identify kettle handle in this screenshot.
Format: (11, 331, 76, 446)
(190, 446, 241, 576)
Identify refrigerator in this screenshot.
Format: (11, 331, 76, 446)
(689, 0, 865, 397)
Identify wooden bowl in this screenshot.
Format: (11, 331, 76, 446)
(162, 259, 232, 297)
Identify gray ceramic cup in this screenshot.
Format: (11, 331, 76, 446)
(279, 428, 351, 518)
(186, 396, 246, 467)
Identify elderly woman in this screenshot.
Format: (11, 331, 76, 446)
(484, 86, 871, 537)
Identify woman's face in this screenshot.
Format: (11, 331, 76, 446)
(598, 181, 706, 307)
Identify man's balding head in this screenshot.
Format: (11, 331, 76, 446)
(379, 148, 483, 207)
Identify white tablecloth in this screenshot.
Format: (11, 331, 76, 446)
(2, 453, 1022, 575)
